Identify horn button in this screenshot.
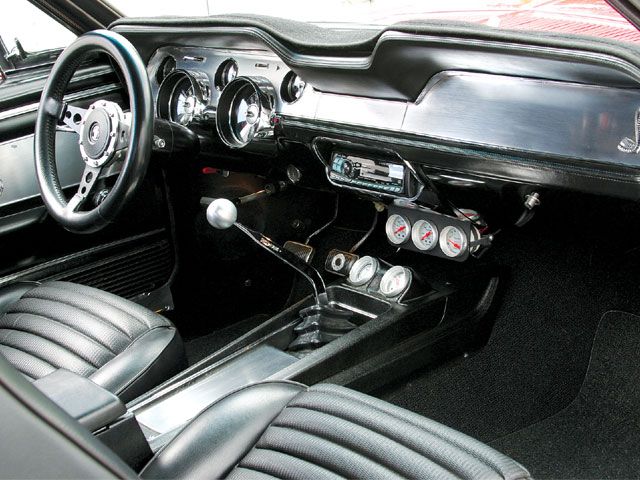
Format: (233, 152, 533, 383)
(79, 101, 124, 167)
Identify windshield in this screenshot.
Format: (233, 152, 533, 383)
(108, 0, 640, 44)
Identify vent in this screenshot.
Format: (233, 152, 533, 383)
(52, 240, 173, 299)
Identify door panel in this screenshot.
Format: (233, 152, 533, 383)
(0, 58, 176, 310)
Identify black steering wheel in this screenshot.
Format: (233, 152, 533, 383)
(35, 30, 153, 233)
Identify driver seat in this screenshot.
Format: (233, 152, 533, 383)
(0, 281, 185, 402)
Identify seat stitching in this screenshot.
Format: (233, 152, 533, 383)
(15, 294, 133, 339)
(37, 284, 156, 329)
(0, 328, 99, 370)
(241, 448, 346, 479)
(2, 312, 119, 357)
(303, 389, 501, 475)
(274, 407, 465, 479)
(6, 302, 129, 350)
(0, 344, 56, 374)
(306, 388, 506, 477)
(250, 445, 349, 480)
(231, 465, 283, 479)
(0, 336, 63, 369)
(256, 427, 404, 479)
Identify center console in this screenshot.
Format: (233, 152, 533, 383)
(94, 189, 499, 462)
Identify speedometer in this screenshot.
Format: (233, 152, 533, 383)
(385, 214, 410, 245)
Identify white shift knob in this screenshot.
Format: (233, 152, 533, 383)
(206, 198, 237, 229)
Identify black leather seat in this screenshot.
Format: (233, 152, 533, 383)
(0, 352, 532, 479)
(141, 382, 532, 480)
(0, 281, 185, 402)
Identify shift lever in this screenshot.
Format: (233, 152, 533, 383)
(206, 198, 328, 303)
(206, 198, 357, 351)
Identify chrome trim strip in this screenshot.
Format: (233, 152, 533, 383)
(0, 83, 121, 121)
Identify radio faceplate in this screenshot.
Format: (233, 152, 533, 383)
(330, 153, 406, 194)
(311, 138, 424, 199)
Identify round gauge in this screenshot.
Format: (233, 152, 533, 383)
(216, 77, 276, 149)
(385, 214, 411, 245)
(411, 219, 438, 251)
(348, 256, 379, 286)
(157, 70, 209, 126)
(439, 225, 468, 258)
(379, 266, 411, 298)
(230, 86, 261, 145)
(280, 71, 306, 103)
(156, 55, 176, 84)
(215, 59, 238, 90)
(169, 76, 198, 125)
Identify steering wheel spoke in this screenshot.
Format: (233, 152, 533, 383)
(35, 30, 152, 233)
(65, 164, 103, 215)
(58, 103, 87, 135)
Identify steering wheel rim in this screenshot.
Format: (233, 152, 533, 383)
(34, 29, 153, 234)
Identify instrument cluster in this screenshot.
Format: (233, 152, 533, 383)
(385, 202, 482, 262)
(148, 46, 311, 148)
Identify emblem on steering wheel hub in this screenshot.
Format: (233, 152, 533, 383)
(78, 100, 125, 168)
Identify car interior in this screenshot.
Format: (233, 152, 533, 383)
(3, 0, 640, 478)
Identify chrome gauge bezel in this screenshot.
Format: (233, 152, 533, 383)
(347, 256, 379, 286)
(280, 70, 306, 103)
(439, 225, 468, 258)
(216, 76, 276, 149)
(214, 58, 239, 91)
(156, 69, 210, 125)
(379, 265, 412, 298)
(385, 214, 411, 245)
(411, 219, 439, 251)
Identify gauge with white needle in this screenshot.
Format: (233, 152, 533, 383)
(385, 214, 411, 245)
(379, 266, 411, 297)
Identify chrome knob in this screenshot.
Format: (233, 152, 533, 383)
(206, 198, 237, 229)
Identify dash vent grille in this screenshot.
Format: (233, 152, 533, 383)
(52, 240, 173, 299)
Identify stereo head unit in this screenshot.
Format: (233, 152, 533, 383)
(329, 152, 413, 196)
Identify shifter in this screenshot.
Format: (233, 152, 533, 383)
(206, 198, 357, 350)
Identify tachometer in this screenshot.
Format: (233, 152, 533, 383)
(411, 219, 438, 251)
(385, 214, 410, 245)
(379, 266, 411, 298)
(348, 256, 379, 286)
(439, 225, 468, 258)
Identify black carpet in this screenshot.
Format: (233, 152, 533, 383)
(492, 311, 640, 479)
(378, 224, 611, 443)
(375, 194, 640, 479)
(184, 314, 269, 365)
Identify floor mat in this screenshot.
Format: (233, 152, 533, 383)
(491, 311, 640, 479)
(184, 314, 269, 365)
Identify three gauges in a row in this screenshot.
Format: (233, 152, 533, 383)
(385, 214, 469, 258)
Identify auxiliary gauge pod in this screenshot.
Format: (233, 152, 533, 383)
(206, 198, 356, 351)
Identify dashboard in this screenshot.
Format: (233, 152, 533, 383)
(116, 17, 640, 259)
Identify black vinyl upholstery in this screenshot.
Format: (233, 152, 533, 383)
(0, 281, 185, 402)
(142, 382, 532, 480)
